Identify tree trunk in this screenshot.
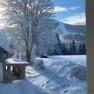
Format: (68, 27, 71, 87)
(25, 44, 37, 63)
(31, 44, 37, 60)
(26, 50, 31, 62)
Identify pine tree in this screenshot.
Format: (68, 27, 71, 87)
(78, 42, 86, 55)
(54, 33, 62, 55)
(61, 43, 68, 55)
(78, 43, 82, 55)
(69, 40, 77, 55)
(79, 43, 86, 55)
(82, 43, 86, 55)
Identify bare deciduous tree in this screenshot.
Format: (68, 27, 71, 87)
(0, 0, 53, 62)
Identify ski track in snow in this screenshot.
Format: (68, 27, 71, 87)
(0, 55, 87, 94)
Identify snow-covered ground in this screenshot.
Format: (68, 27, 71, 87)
(0, 55, 87, 94)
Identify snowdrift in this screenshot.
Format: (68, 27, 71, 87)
(0, 55, 87, 94)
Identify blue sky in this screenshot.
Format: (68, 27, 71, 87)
(52, 0, 86, 25)
(0, 0, 86, 28)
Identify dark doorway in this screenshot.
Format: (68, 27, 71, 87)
(13, 66, 22, 79)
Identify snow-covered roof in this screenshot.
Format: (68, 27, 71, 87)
(0, 31, 10, 52)
(6, 58, 29, 64)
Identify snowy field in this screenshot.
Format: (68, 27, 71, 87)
(0, 55, 87, 94)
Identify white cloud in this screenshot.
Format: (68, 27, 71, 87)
(68, 7, 80, 11)
(0, 23, 6, 28)
(0, 7, 5, 12)
(62, 13, 86, 25)
(53, 6, 67, 13)
(0, 7, 6, 19)
(0, 16, 4, 19)
(53, 6, 80, 13)
(0, 6, 9, 28)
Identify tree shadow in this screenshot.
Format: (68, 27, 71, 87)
(27, 63, 70, 87)
(16, 79, 48, 94)
(0, 79, 48, 94)
(40, 68, 70, 88)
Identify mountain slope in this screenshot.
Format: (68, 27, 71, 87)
(64, 23, 86, 35)
(2, 19, 86, 56)
(41, 19, 86, 43)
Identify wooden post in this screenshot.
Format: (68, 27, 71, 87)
(86, 0, 94, 94)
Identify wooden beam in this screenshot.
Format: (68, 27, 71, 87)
(86, 0, 94, 94)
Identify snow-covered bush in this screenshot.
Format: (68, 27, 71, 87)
(33, 59, 44, 70)
(71, 65, 87, 81)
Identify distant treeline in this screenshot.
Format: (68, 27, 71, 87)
(60, 40, 86, 55)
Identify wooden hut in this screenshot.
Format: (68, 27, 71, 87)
(0, 31, 10, 83)
(4, 59, 29, 83)
(0, 31, 29, 83)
